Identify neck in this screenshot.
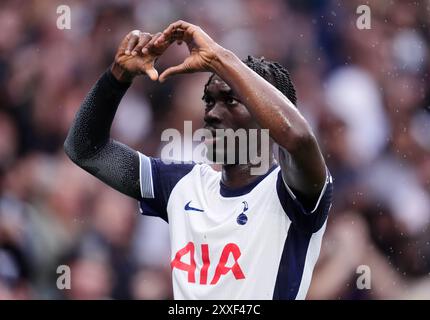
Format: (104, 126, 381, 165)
(221, 153, 275, 189)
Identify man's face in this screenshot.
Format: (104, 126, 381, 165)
(202, 75, 258, 164)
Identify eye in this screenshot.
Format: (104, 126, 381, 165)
(203, 96, 215, 108)
(225, 97, 238, 106)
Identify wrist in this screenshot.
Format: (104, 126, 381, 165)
(210, 47, 240, 76)
(110, 63, 135, 84)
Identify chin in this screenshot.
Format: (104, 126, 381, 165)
(204, 138, 244, 165)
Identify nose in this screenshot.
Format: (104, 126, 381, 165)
(204, 103, 223, 126)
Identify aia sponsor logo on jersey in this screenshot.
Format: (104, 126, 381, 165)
(171, 242, 245, 285)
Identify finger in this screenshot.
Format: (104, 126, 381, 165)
(159, 63, 188, 83)
(163, 20, 194, 38)
(142, 32, 163, 55)
(145, 65, 159, 81)
(172, 28, 185, 44)
(155, 28, 184, 46)
(132, 32, 152, 56)
(125, 30, 141, 55)
(142, 32, 161, 50)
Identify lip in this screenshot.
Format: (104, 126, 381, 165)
(203, 125, 228, 133)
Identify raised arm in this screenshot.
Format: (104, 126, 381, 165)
(157, 21, 327, 200)
(64, 30, 170, 200)
(210, 50, 327, 198)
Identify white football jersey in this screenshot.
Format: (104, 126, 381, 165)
(137, 152, 333, 300)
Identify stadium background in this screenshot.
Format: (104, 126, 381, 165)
(1, 0, 430, 299)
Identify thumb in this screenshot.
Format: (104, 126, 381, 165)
(159, 63, 187, 83)
(145, 66, 159, 81)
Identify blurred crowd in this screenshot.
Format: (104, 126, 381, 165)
(1, 0, 430, 299)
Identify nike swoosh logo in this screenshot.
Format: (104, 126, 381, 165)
(184, 201, 204, 212)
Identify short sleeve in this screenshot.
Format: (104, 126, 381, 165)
(137, 152, 195, 222)
(276, 169, 333, 233)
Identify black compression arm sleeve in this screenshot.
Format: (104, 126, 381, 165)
(64, 69, 141, 200)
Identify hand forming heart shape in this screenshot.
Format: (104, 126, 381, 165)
(111, 20, 224, 83)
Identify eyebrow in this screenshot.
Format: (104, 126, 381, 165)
(219, 88, 233, 95)
(204, 87, 235, 98)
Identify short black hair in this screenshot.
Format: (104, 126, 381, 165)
(203, 55, 297, 106)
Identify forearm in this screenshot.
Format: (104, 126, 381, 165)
(212, 49, 326, 194)
(64, 68, 141, 200)
(64, 69, 130, 158)
(211, 49, 313, 152)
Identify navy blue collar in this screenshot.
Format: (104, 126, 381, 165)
(219, 165, 278, 197)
